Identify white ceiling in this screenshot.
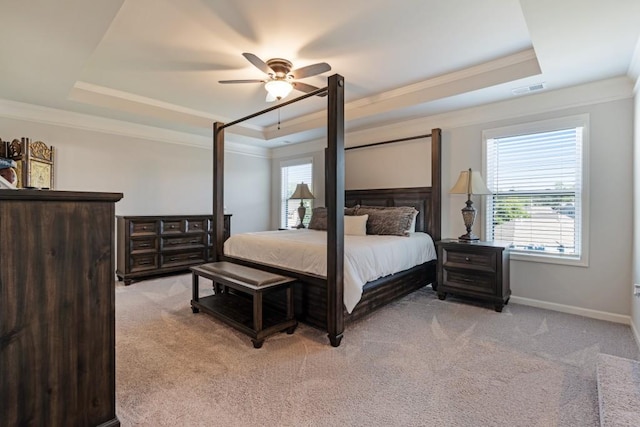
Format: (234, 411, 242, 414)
(1, 0, 639, 147)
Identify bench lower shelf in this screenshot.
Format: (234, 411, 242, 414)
(191, 293, 297, 348)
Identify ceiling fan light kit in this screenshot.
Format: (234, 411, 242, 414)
(219, 52, 331, 102)
(264, 79, 293, 100)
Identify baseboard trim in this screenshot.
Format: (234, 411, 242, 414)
(510, 296, 631, 325)
(630, 320, 640, 353)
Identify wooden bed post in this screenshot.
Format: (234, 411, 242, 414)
(431, 128, 442, 242)
(326, 74, 345, 347)
(213, 122, 225, 261)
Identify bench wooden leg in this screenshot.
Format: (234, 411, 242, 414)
(191, 272, 200, 313)
(286, 286, 297, 334)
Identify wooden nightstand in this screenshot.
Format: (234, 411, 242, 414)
(436, 239, 511, 312)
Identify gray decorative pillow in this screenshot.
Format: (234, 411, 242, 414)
(345, 205, 359, 215)
(308, 207, 327, 230)
(356, 206, 418, 236)
(308, 205, 361, 230)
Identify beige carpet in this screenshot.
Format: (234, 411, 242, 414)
(115, 274, 638, 427)
(597, 354, 640, 426)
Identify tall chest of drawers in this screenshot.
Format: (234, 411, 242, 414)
(436, 239, 510, 312)
(116, 214, 231, 285)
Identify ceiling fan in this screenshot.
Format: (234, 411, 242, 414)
(219, 53, 331, 102)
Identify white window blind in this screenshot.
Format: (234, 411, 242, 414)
(484, 116, 587, 264)
(280, 160, 313, 228)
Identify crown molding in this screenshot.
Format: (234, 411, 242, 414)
(264, 48, 541, 140)
(0, 98, 270, 158)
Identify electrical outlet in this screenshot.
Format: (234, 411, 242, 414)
(634, 284, 640, 296)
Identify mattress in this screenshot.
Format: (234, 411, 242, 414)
(223, 229, 437, 313)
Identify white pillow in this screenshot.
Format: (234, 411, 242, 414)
(408, 210, 419, 233)
(344, 214, 368, 236)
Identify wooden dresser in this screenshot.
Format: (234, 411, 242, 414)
(116, 214, 231, 285)
(0, 189, 122, 426)
(436, 239, 511, 312)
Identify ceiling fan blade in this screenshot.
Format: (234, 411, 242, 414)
(242, 52, 273, 75)
(218, 79, 265, 84)
(293, 81, 328, 97)
(290, 62, 331, 79)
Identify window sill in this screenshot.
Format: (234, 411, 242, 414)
(510, 251, 588, 267)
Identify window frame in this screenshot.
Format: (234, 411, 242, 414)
(482, 114, 590, 267)
(279, 157, 314, 229)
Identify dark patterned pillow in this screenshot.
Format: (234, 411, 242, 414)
(308, 207, 327, 230)
(345, 205, 359, 215)
(308, 205, 361, 230)
(356, 206, 418, 236)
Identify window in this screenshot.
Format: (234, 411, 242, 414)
(483, 115, 589, 266)
(280, 158, 313, 228)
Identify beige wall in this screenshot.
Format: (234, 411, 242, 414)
(632, 87, 640, 341)
(0, 116, 271, 234)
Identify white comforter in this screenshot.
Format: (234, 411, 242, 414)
(223, 229, 436, 313)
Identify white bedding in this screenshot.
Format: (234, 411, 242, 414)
(223, 229, 437, 313)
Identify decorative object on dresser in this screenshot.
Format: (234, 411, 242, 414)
(116, 214, 231, 285)
(0, 189, 123, 426)
(436, 239, 510, 312)
(289, 182, 315, 229)
(449, 168, 491, 240)
(1, 137, 54, 189)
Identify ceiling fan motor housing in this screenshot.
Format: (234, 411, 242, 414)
(266, 58, 293, 78)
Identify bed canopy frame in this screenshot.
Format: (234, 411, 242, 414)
(211, 74, 441, 347)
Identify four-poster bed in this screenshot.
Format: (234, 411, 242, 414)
(209, 74, 442, 347)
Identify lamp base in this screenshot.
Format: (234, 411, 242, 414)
(458, 232, 480, 241)
(296, 205, 306, 229)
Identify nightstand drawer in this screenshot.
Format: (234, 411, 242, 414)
(444, 249, 496, 272)
(442, 270, 495, 295)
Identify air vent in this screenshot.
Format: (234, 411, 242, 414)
(511, 82, 546, 95)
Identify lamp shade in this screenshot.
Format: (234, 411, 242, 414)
(449, 168, 491, 195)
(290, 182, 315, 200)
(265, 79, 293, 100)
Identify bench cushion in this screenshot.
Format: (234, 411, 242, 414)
(196, 261, 294, 287)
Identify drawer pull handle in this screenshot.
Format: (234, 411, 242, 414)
(139, 261, 150, 265)
(138, 243, 150, 248)
(465, 257, 471, 262)
(193, 224, 200, 228)
(189, 255, 199, 259)
(189, 240, 198, 243)
(142, 226, 148, 230)
(170, 257, 178, 261)
(170, 225, 176, 229)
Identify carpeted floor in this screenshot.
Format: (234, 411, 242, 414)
(115, 274, 638, 426)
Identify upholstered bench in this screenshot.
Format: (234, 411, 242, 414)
(190, 261, 297, 348)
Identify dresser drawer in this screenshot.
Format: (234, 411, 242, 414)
(442, 270, 496, 295)
(186, 218, 207, 232)
(130, 220, 157, 235)
(161, 220, 183, 234)
(444, 249, 496, 272)
(131, 237, 157, 252)
(130, 253, 158, 272)
(160, 250, 206, 267)
(162, 234, 206, 250)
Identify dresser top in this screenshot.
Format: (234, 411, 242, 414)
(0, 189, 123, 202)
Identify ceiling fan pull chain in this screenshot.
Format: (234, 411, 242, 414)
(278, 108, 281, 130)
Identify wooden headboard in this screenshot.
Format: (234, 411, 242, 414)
(345, 186, 440, 240)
